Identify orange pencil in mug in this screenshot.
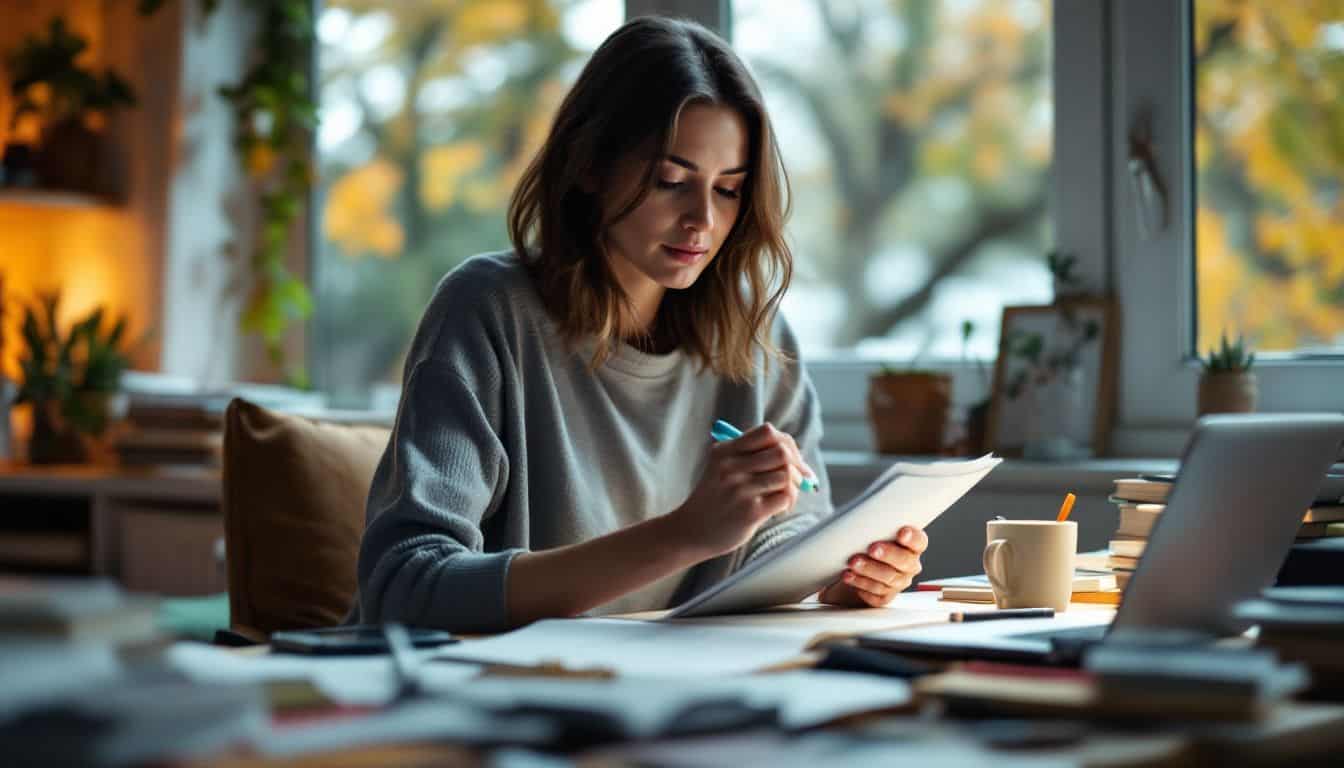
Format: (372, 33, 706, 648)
(1056, 492, 1077, 522)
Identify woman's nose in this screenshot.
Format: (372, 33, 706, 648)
(682, 190, 713, 232)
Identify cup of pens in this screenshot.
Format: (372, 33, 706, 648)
(982, 494, 1078, 612)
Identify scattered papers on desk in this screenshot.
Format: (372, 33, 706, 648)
(455, 671, 912, 733)
(0, 643, 122, 719)
(167, 642, 478, 706)
(438, 606, 954, 677)
(859, 604, 1115, 650)
(438, 617, 813, 677)
(256, 699, 554, 757)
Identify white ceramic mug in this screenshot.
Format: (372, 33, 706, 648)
(983, 519, 1077, 612)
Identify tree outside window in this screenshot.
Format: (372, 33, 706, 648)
(315, 0, 621, 405)
(1193, 0, 1344, 358)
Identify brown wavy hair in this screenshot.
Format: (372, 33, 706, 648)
(507, 15, 793, 382)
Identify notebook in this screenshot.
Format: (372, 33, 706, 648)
(667, 454, 1002, 618)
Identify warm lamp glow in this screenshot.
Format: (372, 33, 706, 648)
(0, 203, 150, 380)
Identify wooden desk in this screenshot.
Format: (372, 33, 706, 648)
(0, 462, 223, 594)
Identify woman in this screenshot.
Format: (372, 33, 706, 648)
(356, 16, 927, 633)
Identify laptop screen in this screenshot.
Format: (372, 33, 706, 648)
(1111, 414, 1344, 638)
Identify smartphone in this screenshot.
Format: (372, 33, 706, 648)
(270, 625, 458, 655)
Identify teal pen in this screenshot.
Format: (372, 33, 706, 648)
(710, 419, 821, 493)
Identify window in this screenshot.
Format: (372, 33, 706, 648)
(732, 0, 1055, 364)
(1114, 1, 1343, 448)
(313, 0, 623, 407)
(1192, 1, 1344, 358)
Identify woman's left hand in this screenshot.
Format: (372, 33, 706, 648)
(817, 526, 928, 608)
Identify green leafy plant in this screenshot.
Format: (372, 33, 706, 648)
(1201, 332, 1255, 373)
(4, 17, 137, 132)
(205, 0, 318, 387)
(960, 319, 991, 396)
(1004, 315, 1100, 400)
(16, 293, 130, 436)
(1047, 250, 1086, 298)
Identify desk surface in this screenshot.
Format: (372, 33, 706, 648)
(179, 592, 1344, 767)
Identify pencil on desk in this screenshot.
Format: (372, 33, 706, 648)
(949, 608, 1055, 622)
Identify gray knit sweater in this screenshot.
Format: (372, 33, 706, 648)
(354, 251, 832, 632)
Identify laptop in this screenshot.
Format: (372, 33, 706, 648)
(858, 413, 1344, 665)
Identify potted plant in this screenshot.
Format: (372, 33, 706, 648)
(15, 293, 131, 464)
(1198, 332, 1256, 416)
(868, 364, 952, 455)
(3, 17, 137, 194)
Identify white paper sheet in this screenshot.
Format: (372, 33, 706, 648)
(669, 455, 1002, 617)
(437, 617, 816, 677)
(452, 670, 912, 732)
(166, 642, 477, 705)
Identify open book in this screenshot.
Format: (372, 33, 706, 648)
(667, 454, 1002, 618)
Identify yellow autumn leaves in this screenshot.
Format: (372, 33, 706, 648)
(1194, 0, 1344, 353)
(318, 0, 566, 260)
(885, 4, 1052, 184)
(324, 161, 404, 258)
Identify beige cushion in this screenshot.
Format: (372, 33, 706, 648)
(222, 398, 390, 638)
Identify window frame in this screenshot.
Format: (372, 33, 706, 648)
(703, 0, 1115, 453)
(1110, 0, 1344, 457)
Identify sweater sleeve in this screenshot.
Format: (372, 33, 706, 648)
(740, 315, 833, 564)
(356, 357, 523, 633)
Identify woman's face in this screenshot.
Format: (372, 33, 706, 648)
(602, 103, 749, 302)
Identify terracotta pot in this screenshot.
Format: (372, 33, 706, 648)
(29, 400, 87, 464)
(868, 372, 952, 455)
(26, 392, 128, 465)
(1197, 371, 1258, 416)
(36, 118, 104, 194)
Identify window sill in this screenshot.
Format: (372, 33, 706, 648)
(822, 451, 1178, 494)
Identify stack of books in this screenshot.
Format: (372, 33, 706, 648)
(916, 643, 1308, 721)
(1106, 476, 1170, 589)
(1107, 472, 1344, 588)
(0, 577, 160, 645)
(1237, 587, 1344, 698)
(111, 392, 229, 467)
(919, 570, 1119, 604)
(108, 373, 328, 467)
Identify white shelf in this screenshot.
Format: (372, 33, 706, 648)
(0, 187, 112, 210)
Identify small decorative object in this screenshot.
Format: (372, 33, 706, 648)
(988, 298, 1118, 460)
(0, 272, 13, 460)
(1197, 332, 1257, 416)
(868, 367, 952, 455)
(15, 293, 131, 464)
(1127, 107, 1168, 239)
(0, 376, 14, 461)
(0, 141, 37, 188)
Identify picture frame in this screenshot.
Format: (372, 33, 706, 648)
(987, 298, 1118, 459)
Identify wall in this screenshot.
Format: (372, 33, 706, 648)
(0, 0, 274, 388)
(0, 0, 160, 379)
(159, 0, 255, 385)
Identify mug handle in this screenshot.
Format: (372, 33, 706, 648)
(983, 538, 1013, 603)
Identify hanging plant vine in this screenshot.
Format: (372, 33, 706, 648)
(202, 0, 318, 387)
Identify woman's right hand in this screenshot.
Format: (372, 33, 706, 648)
(669, 423, 818, 560)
